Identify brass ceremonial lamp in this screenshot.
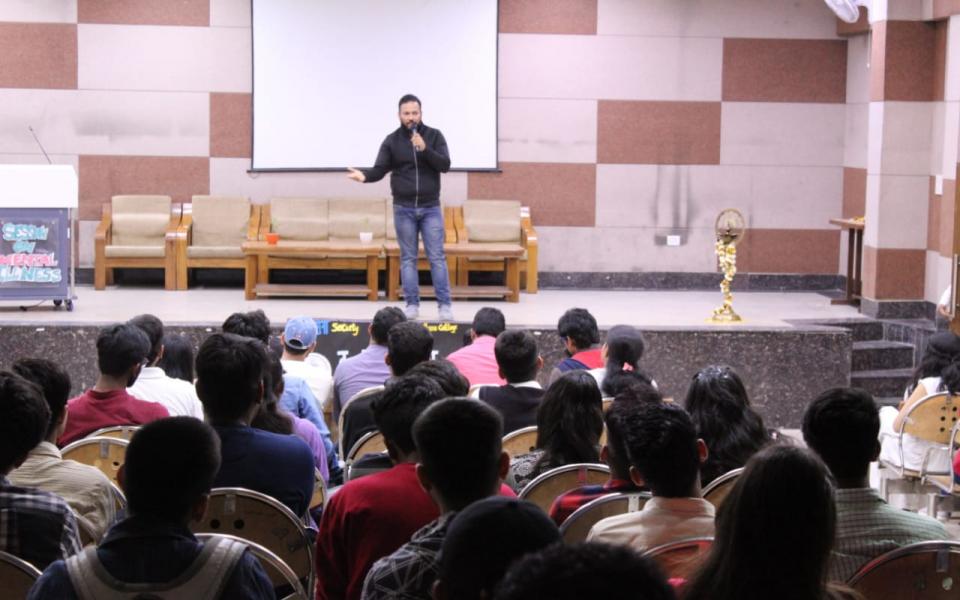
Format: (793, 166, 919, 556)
(709, 209, 745, 324)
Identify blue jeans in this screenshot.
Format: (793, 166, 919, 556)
(394, 205, 451, 305)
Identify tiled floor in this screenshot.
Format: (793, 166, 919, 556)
(0, 285, 868, 327)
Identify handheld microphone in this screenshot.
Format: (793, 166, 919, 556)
(409, 123, 418, 136)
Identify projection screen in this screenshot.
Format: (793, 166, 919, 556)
(251, 0, 498, 171)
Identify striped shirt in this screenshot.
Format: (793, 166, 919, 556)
(0, 476, 82, 570)
(830, 488, 950, 582)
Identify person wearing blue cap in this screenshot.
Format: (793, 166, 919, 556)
(281, 316, 333, 410)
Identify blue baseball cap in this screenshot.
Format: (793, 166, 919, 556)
(283, 316, 318, 350)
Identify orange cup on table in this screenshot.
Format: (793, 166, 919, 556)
(266, 232, 279, 245)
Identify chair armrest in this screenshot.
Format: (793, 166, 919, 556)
(176, 211, 194, 246)
(444, 207, 458, 243)
(95, 204, 112, 245)
(255, 204, 270, 241)
(164, 203, 183, 243)
(452, 206, 467, 243)
(521, 209, 537, 249)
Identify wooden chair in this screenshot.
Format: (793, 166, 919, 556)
(702, 467, 744, 510)
(195, 533, 308, 600)
(384, 201, 459, 300)
(88, 425, 139, 440)
(922, 419, 960, 515)
(643, 537, 714, 581)
(0, 550, 42, 599)
(848, 541, 960, 598)
(502, 426, 538, 458)
(337, 385, 385, 459)
(192, 487, 314, 594)
(61, 436, 129, 486)
(346, 430, 387, 463)
(453, 200, 538, 293)
(559, 492, 651, 544)
(94, 195, 180, 290)
(175, 195, 260, 289)
(519, 463, 611, 514)
(310, 468, 327, 512)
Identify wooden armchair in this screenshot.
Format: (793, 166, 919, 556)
(175, 195, 259, 290)
(453, 200, 538, 293)
(94, 195, 180, 290)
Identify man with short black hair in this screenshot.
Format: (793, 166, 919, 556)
(222, 310, 272, 344)
(446, 307, 506, 386)
(548, 308, 603, 384)
(127, 314, 204, 419)
(0, 371, 81, 572)
(10, 358, 117, 542)
(280, 315, 333, 410)
(60, 323, 169, 446)
(196, 333, 315, 518)
(28, 417, 274, 599)
(315, 375, 446, 600)
(802, 387, 948, 581)
(333, 307, 406, 420)
(587, 402, 714, 550)
(473, 330, 544, 434)
(361, 398, 513, 599)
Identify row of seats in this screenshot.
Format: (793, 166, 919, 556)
(94, 195, 539, 295)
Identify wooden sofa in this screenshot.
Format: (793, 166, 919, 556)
(94, 195, 180, 290)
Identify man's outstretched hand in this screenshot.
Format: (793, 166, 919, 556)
(346, 167, 366, 182)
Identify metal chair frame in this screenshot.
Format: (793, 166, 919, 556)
(702, 467, 744, 509)
(847, 540, 960, 597)
(518, 463, 611, 513)
(0, 549, 42, 598)
(337, 385, 385, 460)
(559, 491, 651, 544)
(195, 532, 308, 600)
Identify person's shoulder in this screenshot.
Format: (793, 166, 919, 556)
(888, 503, 950, 536)
(26, 558, 75, 600)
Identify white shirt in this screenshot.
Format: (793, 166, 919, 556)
(282, 354, 333, 409)
(127, 366, 204, 419)
(587, 496, 715, 552)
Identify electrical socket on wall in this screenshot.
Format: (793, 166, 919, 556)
(666, 235, 682, 246)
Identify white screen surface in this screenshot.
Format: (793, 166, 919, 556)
(252, 0, 498, 171)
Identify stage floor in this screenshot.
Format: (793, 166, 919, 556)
(0, 284, 867, 328)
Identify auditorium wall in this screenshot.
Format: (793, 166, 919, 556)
(0, 0, 922, 281)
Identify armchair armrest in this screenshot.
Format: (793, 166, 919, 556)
(452, 206, 467, 243)
(176, 210, 194, 246)
(95, 203, 112, 245)
(444, 207, 459, 243)
(164, 203, 183, 243)
(255, 204, 270, 241)
(521, 208, 537, 249)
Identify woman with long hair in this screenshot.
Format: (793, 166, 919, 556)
(684, 445, 859, 600)
(507, 370, 604, 492)
(156, 334, 195, 382)
(683, 365, 771, 485)
(589, 325, 654, 397)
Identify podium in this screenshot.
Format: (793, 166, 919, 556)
(0, 165, 77, 309)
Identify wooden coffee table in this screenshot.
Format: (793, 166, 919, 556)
(241, 240, 383, 301)
(385, 241, 524, 302)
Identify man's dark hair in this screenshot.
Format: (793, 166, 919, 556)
(623, 402, 700, 498)
(129, 314, 164, 365)
(372, 375, 445, 456)
(387, 321, 433, 376)
(557, 308, 599, 351)
(97, 323, 150, 377)
(495, 542, 674, 600)
(12, 359, 71, 439)
(405, 359, 469, 397)
(157, 334, 195, 382)
(802, 387, 879, 481)
(124, 417, 221, 522)
(370, 306, 407, 345)
(0, 371, 50, 472)
(398, 93, 421, 109)
(472, 307, 506, 338)
(494, 330, 539, 383)
(222, 310, 271, 344)
(413, 398, 503, 510)
(196, 333, 265, 423)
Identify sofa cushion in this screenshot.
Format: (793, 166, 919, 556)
(187, 246, 245, 259)
(191, 195, 251, 248)
(104, 245, 166, 258)
(271, 197, 329, 241)
(110, 195, 171, 247)
(463, 200, 521, 243)
(329, 197, 388, 240)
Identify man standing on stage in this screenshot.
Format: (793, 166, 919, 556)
(347, 94, 454, 321)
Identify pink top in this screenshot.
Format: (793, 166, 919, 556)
(59, 388, 169, 446)
(445, 335, 506, 386)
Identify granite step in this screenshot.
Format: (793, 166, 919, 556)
(851, 340, 915, 372)
(844, 320, 885, 342)
(851, 368, 913, 399)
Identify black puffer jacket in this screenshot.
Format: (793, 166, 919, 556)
(361, 123, 451, 207)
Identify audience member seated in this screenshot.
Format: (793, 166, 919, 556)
(803, 387, 948, 581)
(281, 316, 333, 409)
(474, 330, 544, 434)
(547, 308, 603, 385)
(683, 446, 859, 600)
(494, 542, 675, 600)
(196, 333, 315, 518)
(432, 496, 560, 600)
(0, 371, 81, 571)
(333, 307, 406, 421)
(314, 375, 446, 600)
(9, 359, 116, 542)
(683, 365, 771, 486)
(548, 392, 655, 526)
(127, 314, 204, 419)
(341, 320, 433, 459)
(28, 417, 273, 600)
(222, 310, 338, 480)
(587, 402, 713, 550)
(258, 353, 328, 483)
(589, 325, 654, 395)
(59, 324, 169, 446)
(879, 331, 960, 473)
(507, 371, 603, 492)
(445, 307, 507, 386)
(361, 398, 514, 599)
(157, 333, 195, 383)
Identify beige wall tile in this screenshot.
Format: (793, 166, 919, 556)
(720, 102, 845, 167)
(0, 1, 76, 23)
(498, 99, 597, 164)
